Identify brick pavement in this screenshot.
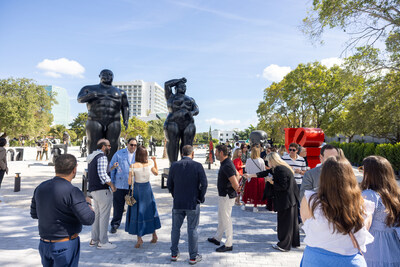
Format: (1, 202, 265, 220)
(0, 147, 304, 266)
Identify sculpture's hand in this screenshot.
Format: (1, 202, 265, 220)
(124, 121, 129, 129)
(180, 77, 187, 83)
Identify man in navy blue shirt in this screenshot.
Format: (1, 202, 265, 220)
(208, 144, 240, 252)
(31, 154, 95, 267)
(167, 145, 207, 265)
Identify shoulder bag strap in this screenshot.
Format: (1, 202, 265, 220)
(251, 158, 262, 171)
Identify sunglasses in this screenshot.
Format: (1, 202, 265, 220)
(129, 144, 137, 147)
(289, 148, 297, 152)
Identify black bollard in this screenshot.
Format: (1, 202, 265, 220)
(14, 173, 21, 192)
(81, 170, 88, 197)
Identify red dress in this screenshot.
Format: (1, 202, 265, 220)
(241, 158, 267, 206)
(233, 158, 243, 175)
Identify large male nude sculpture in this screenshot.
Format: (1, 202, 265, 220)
(163, 77, 199, 164)
(77, 69, 129, 161)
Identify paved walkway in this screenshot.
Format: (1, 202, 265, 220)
(0, 147, 304, 266)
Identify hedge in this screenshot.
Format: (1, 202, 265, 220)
(329, 141, 400, 172)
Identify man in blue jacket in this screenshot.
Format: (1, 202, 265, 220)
(167, 145, 208, 265)
(109, 138, 137, 233)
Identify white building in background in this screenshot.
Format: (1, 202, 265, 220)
(211, 129, 238, 143)
(114, 81, 168, 117)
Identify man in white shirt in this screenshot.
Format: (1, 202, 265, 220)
(282, 143, 307, 186)
(282, 143, 307, 223)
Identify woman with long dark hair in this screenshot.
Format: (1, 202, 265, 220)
(300, 156, 374, 266)
(361, 156, 400, 267)
(125, 145, 161, 248)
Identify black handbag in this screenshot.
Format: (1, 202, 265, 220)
(262, 181, 274, 200)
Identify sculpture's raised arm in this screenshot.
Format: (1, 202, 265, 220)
(164, 77, 186, 100)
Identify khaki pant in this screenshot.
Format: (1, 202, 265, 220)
(214, 195, 236, 247)
(91, 189, 113, 244)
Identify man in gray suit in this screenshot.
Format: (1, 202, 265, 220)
(300, 144, 338, 200)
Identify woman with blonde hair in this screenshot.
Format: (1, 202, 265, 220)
(300, 156, 374, 266)
(361, 156, 400, 267)
(242, 146, 266, 212)
(245, 152, 300, 251)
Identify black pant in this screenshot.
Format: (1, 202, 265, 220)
(110, 188, 129, 228)
(277, 205, 300, 250)
(0, 170, 5, 188)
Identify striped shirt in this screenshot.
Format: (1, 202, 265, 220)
(282, 154, 306, 184)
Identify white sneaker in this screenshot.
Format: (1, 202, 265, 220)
(253, 207, 258, 212)
(97, 242, 117, 249)
(241, 205, 245, 211)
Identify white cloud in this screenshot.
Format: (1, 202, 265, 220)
(262, 64, 291, 82)
(205, 118, 241, 127)
(36, 58, 85, 78)
(321, 57, 344, 68)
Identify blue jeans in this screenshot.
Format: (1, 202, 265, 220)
(39, 236, 80, 267)
(170, 204, 200, 259)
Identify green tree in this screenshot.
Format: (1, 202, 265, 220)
(121, 117, 148, 141)
(0, 78, 56, 137)
(303, 0, 400, 72)
(48, 124, 67, 140)
(234, 125, 256, 141)
(362, 71, 400, 142)
(69, 112, 88, 140)
(257, 62, 363, 137)
(195, 132, 209, 144)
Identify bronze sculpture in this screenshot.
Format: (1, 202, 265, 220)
(163, 78, 199, 164)
(77, 69, 129, 160)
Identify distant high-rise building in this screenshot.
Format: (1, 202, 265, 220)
(45, 85, 70, 127)
(114, 80, 168, 117)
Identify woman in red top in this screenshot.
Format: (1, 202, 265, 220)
(232, 148, 245, 205)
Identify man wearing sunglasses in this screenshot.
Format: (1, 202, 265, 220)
(108, 138, 137, 234)
(282, 143, 307, 223)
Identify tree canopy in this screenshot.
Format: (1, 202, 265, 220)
(303, 0, 400, 72)
(0, 78, 56, 137)
(69, 112, 87, 141)
(257, 62, 365, 139)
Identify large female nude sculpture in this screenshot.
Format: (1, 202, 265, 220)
(163, 78, 199, 164)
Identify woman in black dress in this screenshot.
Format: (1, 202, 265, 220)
(245, 152, 300, 251)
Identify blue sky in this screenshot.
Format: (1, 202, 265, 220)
(0, 0, 349, 133)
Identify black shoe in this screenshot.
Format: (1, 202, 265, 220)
(207, 237, 220, 246)
(110, 227, 117, 234)
(272, 244, 289, 252)
(216, 245, 233, 252)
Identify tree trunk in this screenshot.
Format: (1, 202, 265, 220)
(162, 138, 167, 159)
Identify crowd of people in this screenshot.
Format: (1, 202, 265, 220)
(28, 139, 400, 266)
